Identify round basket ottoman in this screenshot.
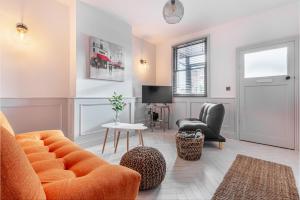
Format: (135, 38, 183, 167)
(176, 131, 204, 161)
(120, 146, 166, 190)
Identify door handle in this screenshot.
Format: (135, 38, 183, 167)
(286, 76, 291, 80)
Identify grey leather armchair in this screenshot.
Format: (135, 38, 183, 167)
(176, 103, 226, 149)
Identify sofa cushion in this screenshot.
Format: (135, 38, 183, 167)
(0, 111, 15, 135)
(1, 127, 46, 200)
(27, 152, 57, 163)
(32, 159, 65, 173)
(23, 145, 49, 154)
(38, 169, 76, 184)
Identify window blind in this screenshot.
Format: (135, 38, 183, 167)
(173, 38, 208, 97)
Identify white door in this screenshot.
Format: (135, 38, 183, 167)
(239, 39, 296, 149)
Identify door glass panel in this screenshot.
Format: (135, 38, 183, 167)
(244, 47, 287, 78)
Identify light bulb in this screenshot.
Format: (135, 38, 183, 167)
(19, 32, 25, 40)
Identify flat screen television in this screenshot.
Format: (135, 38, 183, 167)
(142, 85, 173, 104)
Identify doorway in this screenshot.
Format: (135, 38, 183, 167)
(237, 37, 298, 149)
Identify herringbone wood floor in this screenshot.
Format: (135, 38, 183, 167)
(85, 129, 299, 200)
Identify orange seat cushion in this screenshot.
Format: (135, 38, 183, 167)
(62, 151, 96, 169)
(69, 157, 108, 177)
(17, 138, 44, 148)
(48, 140, 73, 152)
(32, 159, 65, 173)
(23, 145, 49, 154)
(53, 144, 81, 158)
(1, 127, 46, 200)
(27, 152, 56, 163)
(38, 169, 76, 184)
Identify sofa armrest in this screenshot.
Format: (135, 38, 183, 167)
(176, 118, 200, 127)
(15, 130, 65, 140)
(43, 165, 141, 200)
(184, 118, 200, 121)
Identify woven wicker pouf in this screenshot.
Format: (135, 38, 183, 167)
(176, 132, 204, 161)
(120, 146, 166, 190)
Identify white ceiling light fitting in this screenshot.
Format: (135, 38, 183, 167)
(163, 0, 184, 24)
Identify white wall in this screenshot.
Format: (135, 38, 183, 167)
(132, 36, 156, 97)
(156, 3, 299, 98)
(76, 1, 133, 98)
(0, 0, 70, 98)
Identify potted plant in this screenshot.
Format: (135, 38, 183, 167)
(109, 92, 126, 124)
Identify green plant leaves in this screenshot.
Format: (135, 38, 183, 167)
(109, 92, 126, 112)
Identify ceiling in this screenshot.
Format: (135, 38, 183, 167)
(81, 0, 298, 44)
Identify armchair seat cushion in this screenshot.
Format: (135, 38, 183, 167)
(177, 119, 208, 131)
(176, 119, 219, 139)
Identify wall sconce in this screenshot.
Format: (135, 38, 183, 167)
(140, 59, 148, 65)
(16, 23, 28, 40)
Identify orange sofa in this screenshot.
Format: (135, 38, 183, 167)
(1, 112, 141, 200)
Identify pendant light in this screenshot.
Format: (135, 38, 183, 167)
(16, 0, 28, 40)
(16, 23, 28, 40)
(163, 0, 184, 24)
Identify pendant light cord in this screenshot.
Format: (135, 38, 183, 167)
(20, 0, 25, 24)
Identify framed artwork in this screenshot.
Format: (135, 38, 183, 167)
(89, 36, 124, 81)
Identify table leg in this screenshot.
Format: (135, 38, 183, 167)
(114, 129, 117, 148)
(167, 106, 170, 129)
(138, 130, 142, 145)
(114, 131, 121, 153)
(139, 130, 144, 146)
(126, 131, 129, 152)
(102, 128, 109, 154)
(163, 108, 166, 132)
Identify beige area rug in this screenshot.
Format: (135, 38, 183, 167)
(212, 154, 299, 200)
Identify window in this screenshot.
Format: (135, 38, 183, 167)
(244, 47, 288, 78)
(173, 37, 208, 97)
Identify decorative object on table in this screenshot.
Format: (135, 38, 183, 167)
(120, 147, 166, 190)
(163, 0, 184, 24)
(89, 36, 124, 81)
(176, 130, 204, 161)
(108, 92, 126, 124)
(176, 103, 226, 149)
(212, 154, 299, 200)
